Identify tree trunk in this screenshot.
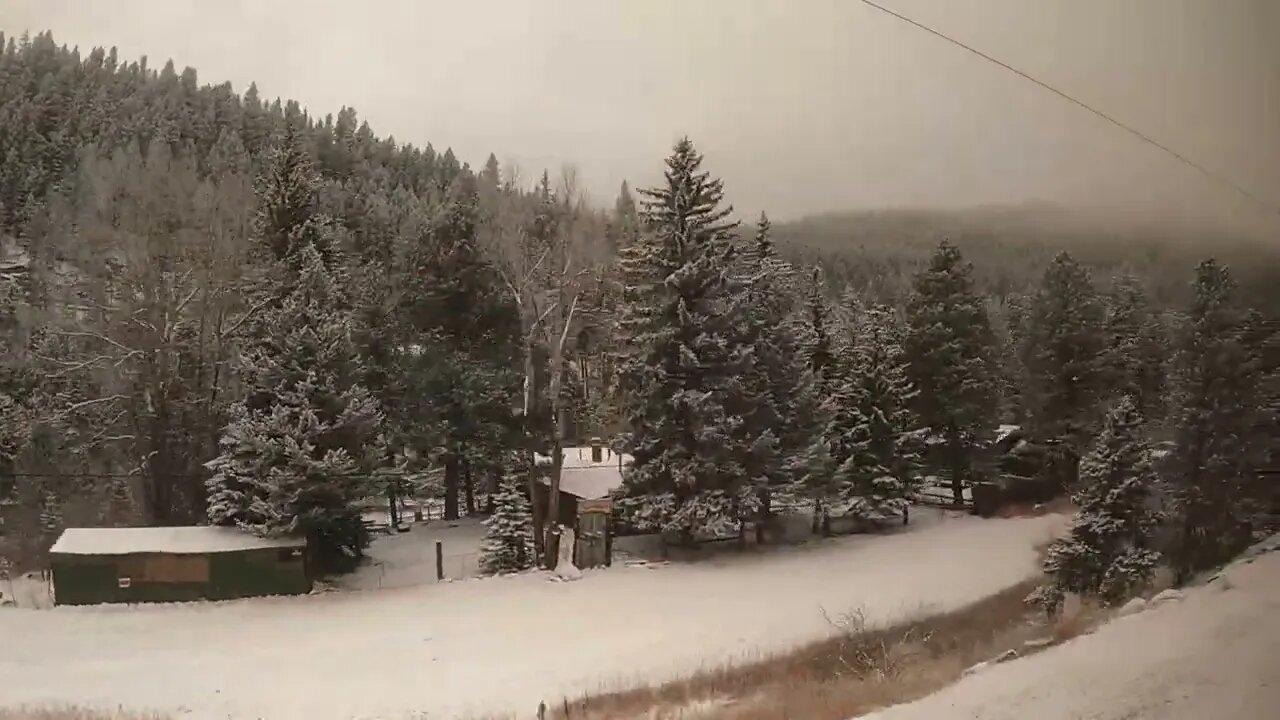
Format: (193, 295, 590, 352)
(544, 433, 564, 569)
(812, 498, 823, 535)
(486, 467, 497, 515)
(444, 454, 460, 521)
(948, 425, 966, 506)
(387, 484, 399, 527)
(463, 455, 475, 516)
(521, 339, 545, 558)
(756, 487, 771, 544)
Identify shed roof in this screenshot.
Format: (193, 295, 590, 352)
(50, 526, 306, 556)
(539, 466, 625, 500)
(535, 446, 632, 500)
(535, 446, 634, 471)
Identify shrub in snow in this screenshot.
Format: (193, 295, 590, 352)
(1031, 396, 1161, 612)
(480, 473, 534, 575)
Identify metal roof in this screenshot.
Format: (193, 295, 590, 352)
(50, 526, 306, 556)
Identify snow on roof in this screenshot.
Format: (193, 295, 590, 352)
(996, 424, 1023, 444)
(539, 466, 625, 500)
(49, 526, 306, 556)
(534, 447, 633, 500)
(534, 446, 633, 471)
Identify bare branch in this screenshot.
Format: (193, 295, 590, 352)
(63, 395, 129, 413)
(555, 293, 581, 355)
(49, 330, 137, 355)
(222, 296, 273, 338)
(173, 285, 201, 316)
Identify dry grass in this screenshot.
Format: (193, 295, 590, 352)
(0, 708, 167, 720)
(550, 578, 1067, 720)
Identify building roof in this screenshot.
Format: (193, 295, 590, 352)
(50, 526, 306, 556)
(535, 446, 634, 470)
(535, 446, 633, 500)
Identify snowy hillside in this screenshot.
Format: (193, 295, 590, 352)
(858, 537, 1280, 720)
(0, 514, 1060, 719)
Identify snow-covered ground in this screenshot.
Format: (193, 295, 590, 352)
(340, 516, 489, 590)
(860, 539, 1280, 720)
(0, 513, 1061, 719)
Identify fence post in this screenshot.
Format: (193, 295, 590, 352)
(435, 541, 444, 581)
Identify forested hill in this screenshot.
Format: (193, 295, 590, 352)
(774, 204, 1280, 308)
(0, 31, 552, 564)
(1, 31, 1274, 575)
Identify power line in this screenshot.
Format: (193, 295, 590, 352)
(855, 0, 1280, 217)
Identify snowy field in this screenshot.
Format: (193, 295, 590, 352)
(860, 537, 1280, 720)
(0, 513, 1062, 719)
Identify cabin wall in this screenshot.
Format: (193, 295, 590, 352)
(51, 547, 309, 605)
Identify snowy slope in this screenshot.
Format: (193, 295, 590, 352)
(0, 514, 1061, 720)
(858, 542, 1280, 720)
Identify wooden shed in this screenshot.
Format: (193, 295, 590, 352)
(534, 444, 632, 568)
(49, 526, 309, 606)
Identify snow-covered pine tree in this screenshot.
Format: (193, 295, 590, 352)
(802, 303, 920, 530)
(1022, 252, 1107, 455)
(846, 303, 921, 519)
(903, 241, 998, 505)
(253, 117, 327, 265)
(1103, 273, 1168, 424)
(1167, 260, 1265, 582)
(736, 212, 815, 539)
(802, 267, 835, 382)
(480, 470, 534, 574)
(206, 242, 384, 572)
(615, 137, 758, 538)
(1033, 395, 1161, 612)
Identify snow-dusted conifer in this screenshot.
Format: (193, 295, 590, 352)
(1167, 260, 1264, 581)
(480, 471, 534, 574)
(206, 243, 383, 569)
(737, 212, 814, 535)
(1022, 251, 1107, 453)
(904, 242, 997, 505)
(803, 304, 919, 528)
(1033, 396, 1161, 611)
(615, 138, 758, 537)
(1103, 273, 1168, 424)
(845, 304, 921, 520)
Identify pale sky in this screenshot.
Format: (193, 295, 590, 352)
(3, 0, 1278, 231)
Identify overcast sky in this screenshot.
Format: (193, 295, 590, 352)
(3, 0, 1277, 230)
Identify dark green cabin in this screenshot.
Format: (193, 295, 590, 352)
(49, 526, 310, 605)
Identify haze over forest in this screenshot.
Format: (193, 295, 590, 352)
(4, 0, 1277, 234)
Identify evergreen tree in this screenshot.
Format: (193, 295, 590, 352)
(407, 188, 521, 521)
(802, 267, 835, 381)
(480, 470, 535, 574)
(1033, 395, 1161, 612)
(904, 242, 998, 504)
(1167, 260, 1264, 581)
(849, 304, 922, 501)
(1022, 252, 1107, 454)
(1103, 273, 1168, 424)
(206, 243, 383, 570)
(800, 380, 859, 534)
(803, 304, 918, 528)
(737, 212, 815, 538)
(254, 118, 323, 264)
(615, 137, 758, 537)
